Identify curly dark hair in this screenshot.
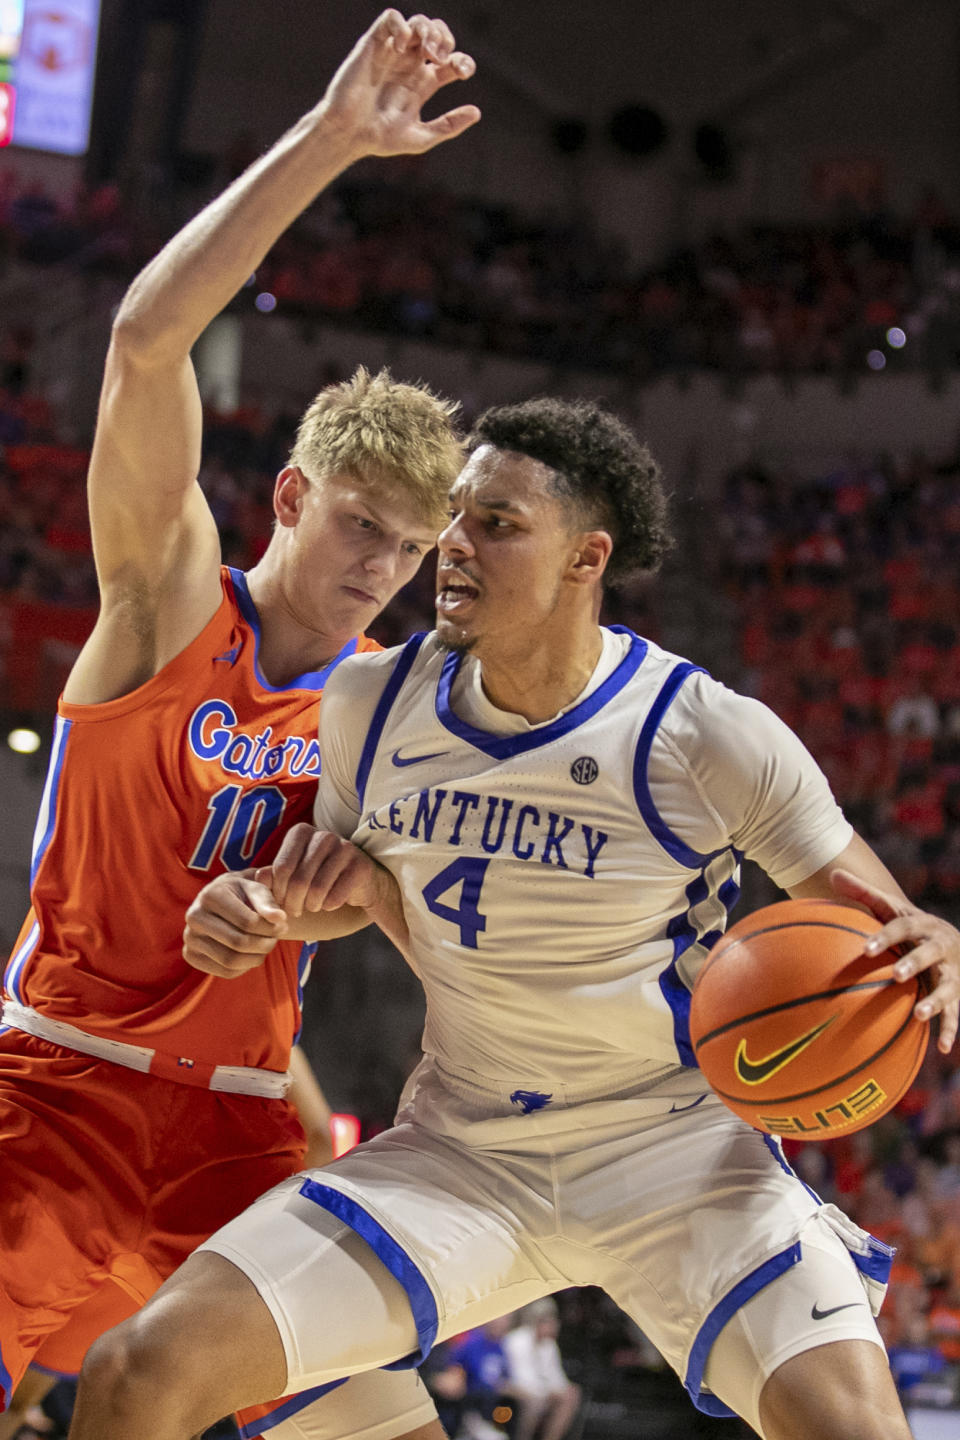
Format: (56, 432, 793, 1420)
(468, 397, 672, 584)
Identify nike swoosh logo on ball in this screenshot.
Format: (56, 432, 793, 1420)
(734, 1016, 836, 1085)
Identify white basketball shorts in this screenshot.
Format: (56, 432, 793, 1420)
(201, 1063, 892, 1432)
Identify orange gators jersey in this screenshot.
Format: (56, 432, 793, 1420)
(4, 567, 381, 1075)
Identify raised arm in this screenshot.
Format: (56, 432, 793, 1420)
(67, 10, 478, 705)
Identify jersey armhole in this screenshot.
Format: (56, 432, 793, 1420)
(354, 633, 429, 809)
(632, 661, 728, 868)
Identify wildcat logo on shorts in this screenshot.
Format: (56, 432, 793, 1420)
(510, 1089, 553, 1114)
(760, 1079, 886, 1136)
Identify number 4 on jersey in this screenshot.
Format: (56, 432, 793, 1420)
(422, 857, 490, 948)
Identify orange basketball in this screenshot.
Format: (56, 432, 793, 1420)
(689, 898, 928, 1140)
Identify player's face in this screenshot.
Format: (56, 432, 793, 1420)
(279, 468, 437, 636)
(436, 447, 580, 655)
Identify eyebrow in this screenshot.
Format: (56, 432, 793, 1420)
(449, 493, 525, 514)
(356, 498, 436, 545)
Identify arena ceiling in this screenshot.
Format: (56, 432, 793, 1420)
(444, 0, 935, 125)
(198, 0, 947, 127)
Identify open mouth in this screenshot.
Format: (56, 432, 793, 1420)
(437, 581, 479, 614)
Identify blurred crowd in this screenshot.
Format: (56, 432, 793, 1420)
(0, 372, 659, 711)
(718, 448, 960, 915)
(423, 1298, 583, 1440)
(2, 161, 960, 381)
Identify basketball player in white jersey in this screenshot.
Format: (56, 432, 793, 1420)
(71, 400, 960, 1440)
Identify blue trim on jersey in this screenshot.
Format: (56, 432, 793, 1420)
(293, 942, 316, 1044)
(0, 1342, 12, 1409)
(659, 958, 697, 1068)
(716, 871, 742, 914)
(229, 568, 359, 692)
(236, 1380, 349, 1439)
(632, 662, 727, 868)
(355, 633, 429, 809)
(299, 1179, 439, 1364)
(685, 1241, 802, 1417)
(659, 856, 743, 1069)
(5, 919, 40, 1005)
(435, 627, 648, 759)
(30, 716, 72, 887)
(660, 872, 708, 1067)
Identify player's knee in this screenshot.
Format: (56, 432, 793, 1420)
(82, 1319, 155, 1401)
(81, 1314, 197, 1416)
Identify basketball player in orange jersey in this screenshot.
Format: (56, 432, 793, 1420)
(0, 11, 478, 1440)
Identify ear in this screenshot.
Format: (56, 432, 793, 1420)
(567, 529, 613, 586)
(274, 466, 309, 528)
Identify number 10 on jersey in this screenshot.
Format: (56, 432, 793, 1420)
(190, 784, 288, 871)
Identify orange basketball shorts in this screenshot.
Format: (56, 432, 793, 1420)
(0, 1030, 304, 1407)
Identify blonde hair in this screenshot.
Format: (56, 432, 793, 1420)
(289, 367, 462, 528)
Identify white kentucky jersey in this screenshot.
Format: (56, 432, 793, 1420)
(314, 627, 852, 1102)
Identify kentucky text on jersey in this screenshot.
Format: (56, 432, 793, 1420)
(367, 786, 609, 876)
(189, 699, 323, 780)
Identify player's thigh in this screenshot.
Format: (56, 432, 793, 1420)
(702, 1213, 890, 1438)
(199, 1134, 563, 1391)
(757, 1339, 909, 1440)
(238, 1367, 440, 1440)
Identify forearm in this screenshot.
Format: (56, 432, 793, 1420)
(282, 903, 373, 944)
(787, 831, 910, 905)
(281, 870, 411, 955)
(113, 105, 360, 365)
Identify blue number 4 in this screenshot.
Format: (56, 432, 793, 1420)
(421, 857, 490, 948)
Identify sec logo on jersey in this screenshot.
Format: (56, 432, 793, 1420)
(571, 756, 599, 784)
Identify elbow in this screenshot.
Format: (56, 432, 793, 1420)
(108, 311, 168, 370)
(109, 291, 185, 370)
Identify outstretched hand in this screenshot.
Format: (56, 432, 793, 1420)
(321, 9, 480, 160)
(831, 867, 960, 1053)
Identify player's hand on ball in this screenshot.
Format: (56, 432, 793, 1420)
(831, 867, 960, 1054)
(319, 10, 479, 160)
(260, 824, 392, 919)
(183, 871, 288, 978)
